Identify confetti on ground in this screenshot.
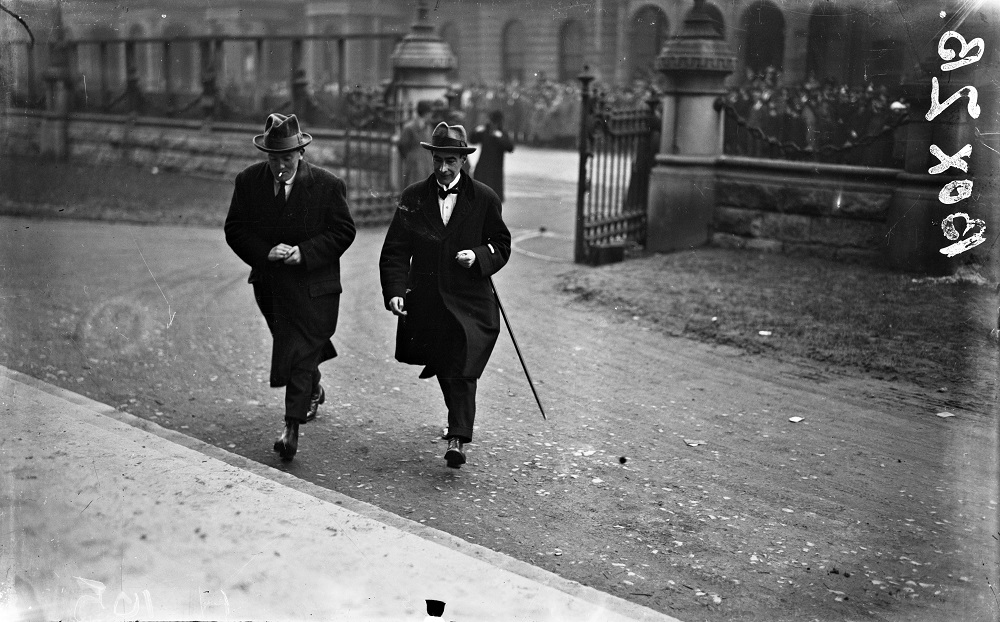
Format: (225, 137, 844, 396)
(684, 439, 707, 446)
(936, 412, 956, 418)
(788, 416, 804, 423)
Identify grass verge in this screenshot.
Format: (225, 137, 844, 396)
(559, 248, 998, 412)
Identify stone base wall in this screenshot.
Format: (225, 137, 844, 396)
(2, 111, 43, 156)
(3, 110, 351, 179)
(711, 157, 900, 265)
(1, 109, 397, 225)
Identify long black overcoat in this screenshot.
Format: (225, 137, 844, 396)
(225, 160, 356, 387)
(379, 173, 511, 379)
(469, 123, 514, 202)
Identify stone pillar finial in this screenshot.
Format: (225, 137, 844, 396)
(390, 0, 456, 115)
(415, 0, 429, 25)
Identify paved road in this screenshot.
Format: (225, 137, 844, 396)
(1, 146, 997, 621)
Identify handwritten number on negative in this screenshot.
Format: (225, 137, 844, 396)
(940, 213, 986, 257)
(938, 31, 985, 72)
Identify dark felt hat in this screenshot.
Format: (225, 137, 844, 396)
(420, 122, 476, 154)
(253, 113, 313, 153)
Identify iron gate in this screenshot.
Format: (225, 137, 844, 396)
(575, 71, 660, 264)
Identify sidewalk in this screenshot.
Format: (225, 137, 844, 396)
(0, 365, 681, 622)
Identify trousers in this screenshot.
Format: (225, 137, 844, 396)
(253, 281, 326, 424)
(438, 376, 476, 442)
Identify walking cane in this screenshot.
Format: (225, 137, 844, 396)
(490, 277, 547, 420)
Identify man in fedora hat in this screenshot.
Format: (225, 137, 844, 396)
(379, 122, 511, 469)
(225, 113, 356, 461)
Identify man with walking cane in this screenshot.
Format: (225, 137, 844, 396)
(379, 122, 511, 469)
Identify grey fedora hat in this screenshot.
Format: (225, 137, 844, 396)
(253, 113, 313, 153)
(420, 122, 476, 154)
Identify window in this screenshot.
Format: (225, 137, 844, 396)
(440, 21, 460, 81)
(741, 1, 785, 76)
(558, 20, 585, 82)
(629, 6, 669, 81)
(501, 20, 526, 82)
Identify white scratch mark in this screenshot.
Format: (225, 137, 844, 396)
(133, 239, 176, 327)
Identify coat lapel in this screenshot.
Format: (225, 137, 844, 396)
(442, 174, 475, 235)
(417, 177, 447, 237)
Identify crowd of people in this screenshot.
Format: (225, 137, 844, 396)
(458, 75, 660, 148)
(289, 69, 909, 166)
(454, 70, 907, 159)
(721, 67, 908, 160)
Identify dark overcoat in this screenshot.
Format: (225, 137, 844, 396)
(379, 173, 511, 379)
(469, 123, 515, 202)
(225, 160, 356, 387)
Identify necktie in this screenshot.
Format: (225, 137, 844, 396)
(275, 181, 287, 207)
(437, 185, 458, 201)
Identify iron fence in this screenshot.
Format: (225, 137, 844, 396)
(2, 32, 412, 225)
(3, 33, 401, 126)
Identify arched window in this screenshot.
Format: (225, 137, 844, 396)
(440, 21, 460, 81)
(741, 1, 785, 77)
(558, 20, 584, 82)
(806, 6, 844, 82)
(806, 7, 879, 86)
(501, 20, 526, 83)
(628, 5, 669, 81)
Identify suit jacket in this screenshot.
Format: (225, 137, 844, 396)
(379, 173, 511, 378)
(225, 160, 356, 386)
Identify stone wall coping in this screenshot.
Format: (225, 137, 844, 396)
(716, 155, 901, 181)
(653, 154, 718, 167)
(895, 171, 965, 186)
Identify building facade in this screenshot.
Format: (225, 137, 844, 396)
(6, 0, 992, 95)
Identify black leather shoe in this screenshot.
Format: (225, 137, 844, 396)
(305, 385, 325, 422)
(444, 438, 466, 469)
(273, 421, 299, 461)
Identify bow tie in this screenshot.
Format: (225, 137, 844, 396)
(437, 186, 458, 200)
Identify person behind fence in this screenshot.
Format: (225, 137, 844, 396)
(469, 110, 515, 202)
(398, 99, 436, 187)
(224, 113, 357, 461)
(378, 122, 511, 469)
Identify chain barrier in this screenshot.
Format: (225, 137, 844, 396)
(714, 97, 910, 161)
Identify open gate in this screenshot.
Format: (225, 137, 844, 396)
(575, 72, 660, 264)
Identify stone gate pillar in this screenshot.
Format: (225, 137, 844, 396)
(646, 0, 735, 253)
(389, 0, 455, 115)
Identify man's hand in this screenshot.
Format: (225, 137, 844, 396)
(389, 296, 407, 316)
(282, 246, 302, 265)
(268, 244, 294, 262)
(455, 250, 476, 269)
